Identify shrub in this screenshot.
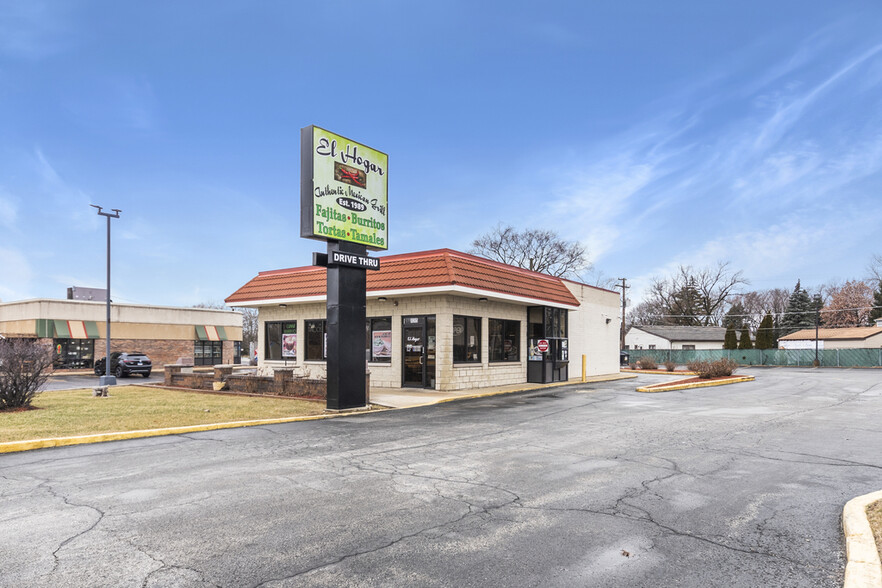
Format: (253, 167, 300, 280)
(0, 338, 54, 409)
(635, 357, 658, 370)
(663, 360, 677, 372)
(686, 358, 738, 379)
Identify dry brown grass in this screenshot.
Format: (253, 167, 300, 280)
(0, 385, 328, 443)
(868, 498, 882, 560)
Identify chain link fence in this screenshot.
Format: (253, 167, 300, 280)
(626, 348, 882, 368)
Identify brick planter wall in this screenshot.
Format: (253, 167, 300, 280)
(163, 365, 370, 402)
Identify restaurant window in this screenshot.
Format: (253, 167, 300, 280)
(489, 319, 520, 362)
(264, 321, 297, 361)
(366, 317, 392, 363)
(682, 345, 695, 350)
(194, 341, 223, 366)
(306, 320, 327, 361)
(453, 315, 481, 363)
(53, 339, 95, 369)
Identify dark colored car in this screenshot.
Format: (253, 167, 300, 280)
(94, 352, 152, 378)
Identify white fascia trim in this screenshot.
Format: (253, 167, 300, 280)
(229, 295, 326, 307)
(232, 286, 578, 309)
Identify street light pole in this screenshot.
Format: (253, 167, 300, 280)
(91, 204, 121, 386)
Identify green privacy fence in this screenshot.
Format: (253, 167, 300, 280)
(626, 348, 882, 368)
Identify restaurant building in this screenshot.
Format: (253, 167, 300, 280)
(0, 299, 243, 369)
(226, 249, 620, 391)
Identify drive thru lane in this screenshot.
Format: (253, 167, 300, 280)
(2, 368, 880, 587)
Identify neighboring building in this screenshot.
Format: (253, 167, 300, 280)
(625, 325, 726, 350)
(0, 299, 243, 369)
(226, 249, 620, 392)
(778, 326, 882, 350)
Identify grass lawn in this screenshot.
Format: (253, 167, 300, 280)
(869, 499, 882, 560)
(0, 386, 329, 443)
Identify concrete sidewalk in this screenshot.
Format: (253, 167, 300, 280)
(369, 372, 636, 408)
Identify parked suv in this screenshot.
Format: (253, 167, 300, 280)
(94, 352, 152, 378)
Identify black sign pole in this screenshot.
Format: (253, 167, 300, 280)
(326, 240, 368, 410)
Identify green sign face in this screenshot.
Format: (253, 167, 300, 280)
(300, 126, 388, 250)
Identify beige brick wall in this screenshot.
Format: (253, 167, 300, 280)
(253, 286, 621, 391)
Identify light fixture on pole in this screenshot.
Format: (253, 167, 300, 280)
(91, 204, 121, 386)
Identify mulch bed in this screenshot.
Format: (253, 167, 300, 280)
(0, 405, 41, 413)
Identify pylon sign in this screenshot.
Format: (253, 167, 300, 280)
(300, 125, 388, 250)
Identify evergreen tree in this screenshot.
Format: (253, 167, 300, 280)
(780, 280, 814, 336)
(738, 326, 753, 349)
(755, 313, 775, 349)
(723, 326, 738, 350)
(669, 277, 702, 326)
(723, 301, 746, 330)
(869, 280, 882, 323)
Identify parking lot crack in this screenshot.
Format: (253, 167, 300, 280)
(36, 481, 107, 575)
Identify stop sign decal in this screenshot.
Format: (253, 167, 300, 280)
(537, 339, 549, 353)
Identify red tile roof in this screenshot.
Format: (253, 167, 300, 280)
(226, 249, 582, 307)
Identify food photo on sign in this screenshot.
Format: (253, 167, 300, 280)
(282, 333, 296, 358)
(372, 330, 392, 359)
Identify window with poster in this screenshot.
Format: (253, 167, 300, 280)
(264, 321, 297, 361)
(365, 317, 392, 363)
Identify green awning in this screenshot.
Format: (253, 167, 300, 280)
(216, 326, 228, 341)
(195, 325, 208, 340)
(53, 320, 71, 338)
(85, 321, 100, 339)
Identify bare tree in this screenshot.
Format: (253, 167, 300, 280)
(821, 280, 875, 327)
(470, 225, 589, 278)
(0, 338, 55, 409)
(626, 299, 666, 325)
(640, 262, 747, 326)
(233, 307, 259, 349)
(867, 253, 882, 283)
(729, 288, 789, 331)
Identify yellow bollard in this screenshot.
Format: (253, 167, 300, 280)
(582, 354, 586, 382)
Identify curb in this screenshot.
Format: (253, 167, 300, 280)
(0, 412, 359, 454)
(636, 375, 755, 393)
(4, 373, 636, 453)
(843, 490, 882, 588)
(624, 369, 699, 376)
(372, 373, 638, 409)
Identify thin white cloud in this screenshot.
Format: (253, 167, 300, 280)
(0, 247, 33, 301)
(0, 2, 73, 60)
(753, 43, 882, 152)
(0, 190, 17, 229)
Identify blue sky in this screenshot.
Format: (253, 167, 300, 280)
(1, 1, 881, 307)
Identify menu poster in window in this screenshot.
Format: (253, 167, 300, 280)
(282, 333, 297, 358)
(300, 126, 389, 250)
(372, 330, 392, 359)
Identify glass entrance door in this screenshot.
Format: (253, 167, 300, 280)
(402, 316, 436, 388)
(403, 326, 424, 386)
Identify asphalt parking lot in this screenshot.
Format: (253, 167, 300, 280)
(3, 368, 881, 587)
(41, 372, 165, 391)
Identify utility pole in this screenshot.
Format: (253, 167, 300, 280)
(615, 278, 629, 350)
